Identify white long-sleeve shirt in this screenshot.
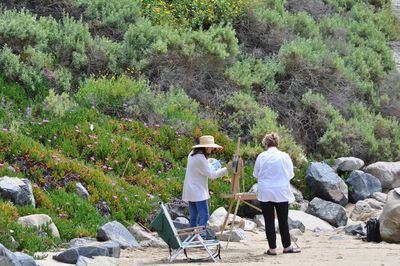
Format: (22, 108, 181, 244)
(182, 152, 227, 202)
(253, 147, 295, 203)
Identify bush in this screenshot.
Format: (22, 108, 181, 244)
(141, 0, 249, 29)
(76, 76, 148, 116)
(225, 55, 282, 92)
(43, 90, 77, 118)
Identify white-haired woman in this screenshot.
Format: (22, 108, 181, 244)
(182, 135, 229, 229)
(253, 132, 300, 255)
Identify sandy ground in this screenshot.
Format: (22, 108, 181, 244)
(38, 228, 400, 266)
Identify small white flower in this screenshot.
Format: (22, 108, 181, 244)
(90, 124, 94, 131)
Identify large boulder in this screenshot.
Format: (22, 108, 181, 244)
(0, 176, 35, 207)
(97, 221, 140, 249)
(17, 214, 60, 238)
(363, 162, 400, 189)
(53, 246, 110, 264)
(14, 252, 37, 266)
(305, 162, 348, 206)
(380, 189, 400, 243)
(346, 170, 382, 202)
(208, 207, 244, 232)
(288, 210, 334, 231)
(334, 157, 364, 172)
(0, 244, 21, 266)
(306, 197, 348, 227)
(350, 198, 384, 222)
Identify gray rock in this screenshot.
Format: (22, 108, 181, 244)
(372, 192, 387, 203)
(346, 170, 382, 202)
(305, 162, 348, 206)
(76, 182, 89, 200)
(306, 197, 348, 227)
(343, 224, 364, 235)
(288, 218, 305, 233)
(290, 184, 304, 202)
(97, 221, 140, 249)
(75, 256, 119, 266)
(128, 223, 167, 248)
(253, 215, 265, 228)
(14, 252, 37, 266)
(0, 244, 21, 266)
(364, 162, 400, 189)
(380, 189, 400, 243)
(217, 228, 246, 242)
(350, 199, 383, 222)
(0, 176, 35, 207)
(166, 198, 188, 220)
(334, 157, 364, 172)
(69, 238, 120, 258)
(53, 246, 109, 264)
(173, 217, 189, 225)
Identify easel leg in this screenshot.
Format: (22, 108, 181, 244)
(220, 200, 234, 236)
(226, 198, 241, 249)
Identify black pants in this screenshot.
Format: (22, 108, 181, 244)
(260, 201, 291, 249)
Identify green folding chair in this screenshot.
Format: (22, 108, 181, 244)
(150, 202, 221, 263)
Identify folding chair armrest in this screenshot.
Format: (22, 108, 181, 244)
(176, 225, 205, 232)
(176, 229, 206, 237)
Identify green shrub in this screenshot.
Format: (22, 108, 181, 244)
(43, 90, 77, 118)
(225, 56, 282, 92)
(141, 0, 249, 29)
(76, 76, 148, 116)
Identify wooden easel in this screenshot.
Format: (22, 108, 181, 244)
(220, 138, 261, 248)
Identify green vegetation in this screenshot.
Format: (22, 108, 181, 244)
(0, 0, 400, 254)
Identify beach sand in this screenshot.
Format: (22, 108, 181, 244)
(38, 227, 399, 266)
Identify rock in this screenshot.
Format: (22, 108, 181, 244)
(289, 228, 303, 236)
(75, 256, 119, 266)
(343, 224, 364, 235)
(346, 170, 382, 202)
(97, 221, 140, 249)
(95, 200, 111, 217)
(69, 238, 98, 248)
(288, 210, 334, 231)
(53, 246, 109, 264)
(208, 207, 244, 232)
(242, 219, 257, 231)
(14, 252, 37, 266)
(76, 182, 89, 200)
(0, 244, 21, 266)
(288, 218, 305, 233)
(165, 198, 188, 220)
(334, 157, 364, 172)
(253, 215, 265, 228)
(0, 176, 35, 207)
(372, 192, 387, 203)
(217, 228, 246, 242)
(7, 166, 16, 173)
(306, 197, 348, 227)
(69, 239, 120, 258)
(128, 223, 167, 248)
(290, 184, 304, 202)
(363, 162, 400, 189)
(305, 162, 348, 206)
(350, 199, 383, 222)
(380, 189, 400, 243)
(17, 214, 60, 238)
(173, 217, 189, 225)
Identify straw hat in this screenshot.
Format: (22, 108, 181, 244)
(192, 135, 222, 149)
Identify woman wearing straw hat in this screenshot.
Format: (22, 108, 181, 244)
(182, 135, 229, 229)
(254, 132, 300, 255)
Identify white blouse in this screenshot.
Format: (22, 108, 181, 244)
(182, 152, 227, 202)
(253, 147, 295, 203)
